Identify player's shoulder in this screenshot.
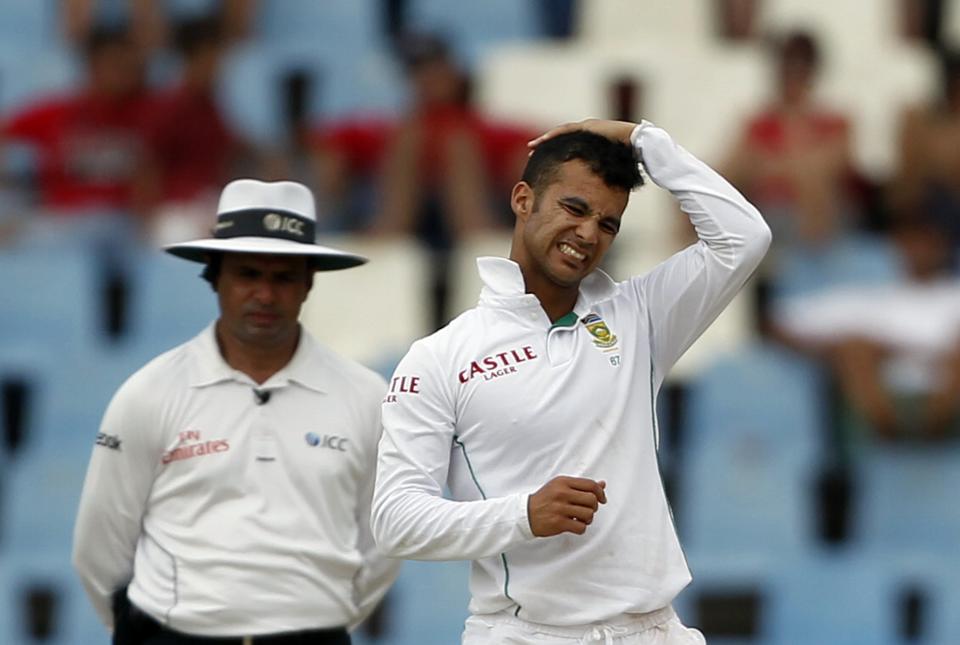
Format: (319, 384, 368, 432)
(401, 307, 484, 366)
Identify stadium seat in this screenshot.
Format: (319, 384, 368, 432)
(1, 344, 152, 555)
(124, 250, 217, 350)
(576, 0, 713, 49)
(0, 246, 103, 352)
(405, 0, 541, 66)
(256, 0, 382, 49)
(300, 235, 432, 369)
(766, 553, 901, 645)
(353, 560, 471, 645)
(447, 231, 513, 320)
(889, 553, 960, 644)
(674, 550, 775, 644)
(0, 44, 78, 115)
(479, 38, 766, 163)
(0, 0, 59, 50)
(770, 232, 903, 300)
(947, 0, 960, 50)
(759, 0, 898, 65)
(679, 342, 824, 556)
(852, 441, 960, 555)
(0, 549, 107, 645)
(219, 41, 404, 146)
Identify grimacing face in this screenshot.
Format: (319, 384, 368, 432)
(216, 253, 312, 349)
(514, 159, 628, 289)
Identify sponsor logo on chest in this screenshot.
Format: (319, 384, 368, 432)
(162, 429, 230, 465)
(458, 345, 538, 383)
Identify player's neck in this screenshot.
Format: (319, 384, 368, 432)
(215, 322, 300, 385)
(522, 275, 578, 323)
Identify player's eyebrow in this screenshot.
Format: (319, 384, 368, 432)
(559, 196, 620, 226)
(558, 196, 590, 212)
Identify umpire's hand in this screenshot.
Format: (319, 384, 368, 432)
(527, 476, 607, 537)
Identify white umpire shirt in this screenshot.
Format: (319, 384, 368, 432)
(73, 324, 400, 637)
(372, 121, 772, 626)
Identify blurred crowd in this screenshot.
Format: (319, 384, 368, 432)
(2, 0, 960, 642)
(3, 0, 956, 440)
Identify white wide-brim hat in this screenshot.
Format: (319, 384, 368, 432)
(164, 179, 366, 271)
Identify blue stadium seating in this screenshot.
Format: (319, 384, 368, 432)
(0, 247, 102, 352)
(0, 549, 107, 645)
(353, 560, 471, 645)
(771, 232, 903, 300)
(124, 250, 216, 350)
(767, 553, 901, 645)
(679, 342, 825, 557)
(405, 0, 541, 66)
(0, 44, 78, 115)
(890, 554, 960, 644)
(1, 342, 154, 556)
(672, 550, 775, 643)
(852, 441, 960, 555)
(0, 0, 58, 50)
(256, 0, 383, 49)
(218, 41, 404, 145)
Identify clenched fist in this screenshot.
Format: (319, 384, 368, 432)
(527, 476, 607, 537)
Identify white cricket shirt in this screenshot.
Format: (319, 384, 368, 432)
(372, 122, 771, 625)
(73, 325, 400, 637)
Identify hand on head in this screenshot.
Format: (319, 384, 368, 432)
(527, 119, 637, 152)
(527, 476, 607, 537)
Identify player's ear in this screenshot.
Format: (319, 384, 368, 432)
(511, 181, 535, 223)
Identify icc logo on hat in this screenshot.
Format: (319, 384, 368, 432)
(263, 213, 282, 231)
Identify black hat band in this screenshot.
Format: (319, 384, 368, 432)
(213, 209, 316, 243)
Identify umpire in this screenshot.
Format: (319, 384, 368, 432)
(73, 179, 400, 644)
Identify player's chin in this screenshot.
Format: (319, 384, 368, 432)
(557, 254, 597, 281)
(547, 264, 588, 288)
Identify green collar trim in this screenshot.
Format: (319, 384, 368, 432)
(550, 312, 578, 329)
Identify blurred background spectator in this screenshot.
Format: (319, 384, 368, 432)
(2, 1, 959, 644)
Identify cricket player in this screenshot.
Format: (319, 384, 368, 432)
(371, 119, 771, 644)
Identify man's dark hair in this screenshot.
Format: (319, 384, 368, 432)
(939, 49, 960, 107)
(201, 253, 223, 288)
(776, 30, 820, 72)
(173, 15, 224, 57)
(521, 131, 643, 202)
(82, 24, 134, 60)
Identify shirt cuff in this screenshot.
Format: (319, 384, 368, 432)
(517, 492, 536, 540)
(630, 120, 656, 174)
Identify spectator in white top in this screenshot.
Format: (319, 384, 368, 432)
(73, 179, 401, 644)
(775, 216, 960, 441)
(372, 119, 771, 644)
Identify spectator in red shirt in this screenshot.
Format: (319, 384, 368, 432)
(142, 15, 237, 208)
(722, 30, 859, 246)
(1, 25, 155, 215)
(311, 33, 535, 244)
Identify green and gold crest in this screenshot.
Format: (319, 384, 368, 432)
(582, 313, 618, 349)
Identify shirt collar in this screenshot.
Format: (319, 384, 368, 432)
(476, 256, 620, 316)
(190, 323, 328, 393)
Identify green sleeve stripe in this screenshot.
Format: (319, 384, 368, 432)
(453, 434, 523, 616)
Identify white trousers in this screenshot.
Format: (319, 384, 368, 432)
(461, 606, 706, 645)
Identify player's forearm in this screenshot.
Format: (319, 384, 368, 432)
(632, 121, 772, 270)
(371, 486, 534, 561)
